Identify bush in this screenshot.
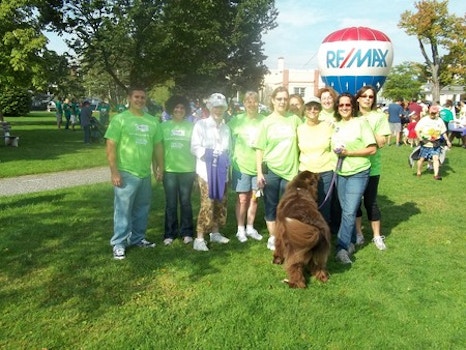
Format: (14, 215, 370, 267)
(0, 88, 31, 116)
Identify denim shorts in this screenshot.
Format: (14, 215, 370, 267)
(231, 168, 258, 192)
(419, 145, 441, 160)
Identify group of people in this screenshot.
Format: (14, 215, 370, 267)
(54, 97, 111, 144)
(105, 85, 394, 266)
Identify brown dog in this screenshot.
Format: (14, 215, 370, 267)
(273, 171, 331, 288)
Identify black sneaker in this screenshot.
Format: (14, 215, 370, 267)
(113, 247, 126, 260)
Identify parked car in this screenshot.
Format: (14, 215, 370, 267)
(47, 101, 57, 112)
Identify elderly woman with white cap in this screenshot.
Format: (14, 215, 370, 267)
(191, 93, 232, 251)
(297, 96, 337, 227)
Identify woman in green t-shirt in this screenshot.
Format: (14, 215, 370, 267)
(355, 86, 391, 251)
(331, 93, 377, 265)
(255, 86, 301, 251)
(161, 95, 196, 246)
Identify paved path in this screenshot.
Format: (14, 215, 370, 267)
(0, 166, 110, 197)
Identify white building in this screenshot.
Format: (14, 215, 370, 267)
(261, 57, 325, 104)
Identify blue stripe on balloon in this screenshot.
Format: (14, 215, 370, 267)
(321, 75, 388, 95)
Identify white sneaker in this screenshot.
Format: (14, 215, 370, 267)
(246, 229, 263, 241)
(372, 236, 387, 250)
(209, 232, 230, 244)
(267, 236, 275, 251)
(236, 231, 248, 243)
(335, 249, 353, 264)
(183, 236, 193, 244)
(347, 243, 355, 256)
(356, 232, 365, 245)
(163, 238, 173, 246)
(193, 238, 209, 251)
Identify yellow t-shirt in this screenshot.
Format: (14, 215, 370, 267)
(297, 121, 336, 173)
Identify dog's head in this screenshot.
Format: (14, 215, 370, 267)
(286, 171, 319, 199)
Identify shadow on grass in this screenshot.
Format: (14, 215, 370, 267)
(0, 184, 242, 318)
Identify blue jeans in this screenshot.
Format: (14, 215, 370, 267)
(163, 172, 195, 239)
(336, 168, 370, 251)
(83, 125, 91, 143)
(110, 171, 152, 249)
(263, 170, 288, 221)
(317, 170, 334, 226)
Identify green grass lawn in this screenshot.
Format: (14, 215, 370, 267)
(0, 115, 465, 349)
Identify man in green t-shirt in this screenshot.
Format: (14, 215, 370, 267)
(104, 86, 164, 260)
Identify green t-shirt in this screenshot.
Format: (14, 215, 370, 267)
(363, 110, 391, 176)
(228, 113, 264, 175)
(104, 110, 162, 178)
(256, 113, 301, 181)
(331, 117, 376, 176)
(439, 108, 454, 124)
(161, 120, 195, 173)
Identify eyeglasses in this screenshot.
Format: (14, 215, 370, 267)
(338, 103, 352, 108)
(360, 94, 374, 99)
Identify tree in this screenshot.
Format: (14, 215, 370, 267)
(398, 0, 465, 102)
(382, 62, 424, 101)
(49, 0, 277, 98)
(0, 0, 59, 89)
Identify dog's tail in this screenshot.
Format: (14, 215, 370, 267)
(283, 217, 321, 249)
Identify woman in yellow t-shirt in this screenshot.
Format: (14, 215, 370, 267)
(297, 97, 336, 227)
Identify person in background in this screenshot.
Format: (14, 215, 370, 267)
(104, 86, 163, 260)
(331, 93, 377, 264)
(80, 100, 93, 144)
(355, 85, 391, 251)
(55, 96, 63, 129)
(99, 99, 111, 126)
(71, 98, 80, 130)
(297, 96, 336, 227)
(406, 113, 419, 147)
(408, 98, 423, 120)
(191, 93, 232, 251)
(440, 100, 455, 140)
(415, 105, 452, 180)
(63, 98, 72, 130)
(289, 94, 305, 120)
(387, 97, 404, 146)
(160, 95, 196, 246)
(255, 86, 301, 251)
(228, 91, 264, 243)
(317, 86, 338, 124)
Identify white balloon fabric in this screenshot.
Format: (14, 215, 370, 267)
(317, 27, 394, 95)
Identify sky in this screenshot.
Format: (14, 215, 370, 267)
(262, 0, 466, 71)
(46, 0, 466, 71)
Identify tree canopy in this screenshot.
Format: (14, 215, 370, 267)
(382, 62, 424, 101)
(399, 0, 466, 102)
(47, 0, 278, 99)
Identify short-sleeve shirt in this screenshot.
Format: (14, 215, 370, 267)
(255, 113, 301, 181)
(331, 117, 376, 176)
(364, 111, 391, 176)
(228, 113, 264, 175)
(104, 110, 162, 178)
(297, 121, 336, 173)
(161, 119, 195, 173)
(387, 103, 403, 123)
(415, 116, 447, 147)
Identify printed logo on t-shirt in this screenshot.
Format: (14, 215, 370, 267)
(171, 129, 186, 137)
(136, 124, 149, 132)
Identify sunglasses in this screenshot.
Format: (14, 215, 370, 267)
(360, 94, 375, 99)
(338, 103, 352, 108)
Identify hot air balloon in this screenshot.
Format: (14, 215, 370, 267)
(317, 27, 394, 95)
